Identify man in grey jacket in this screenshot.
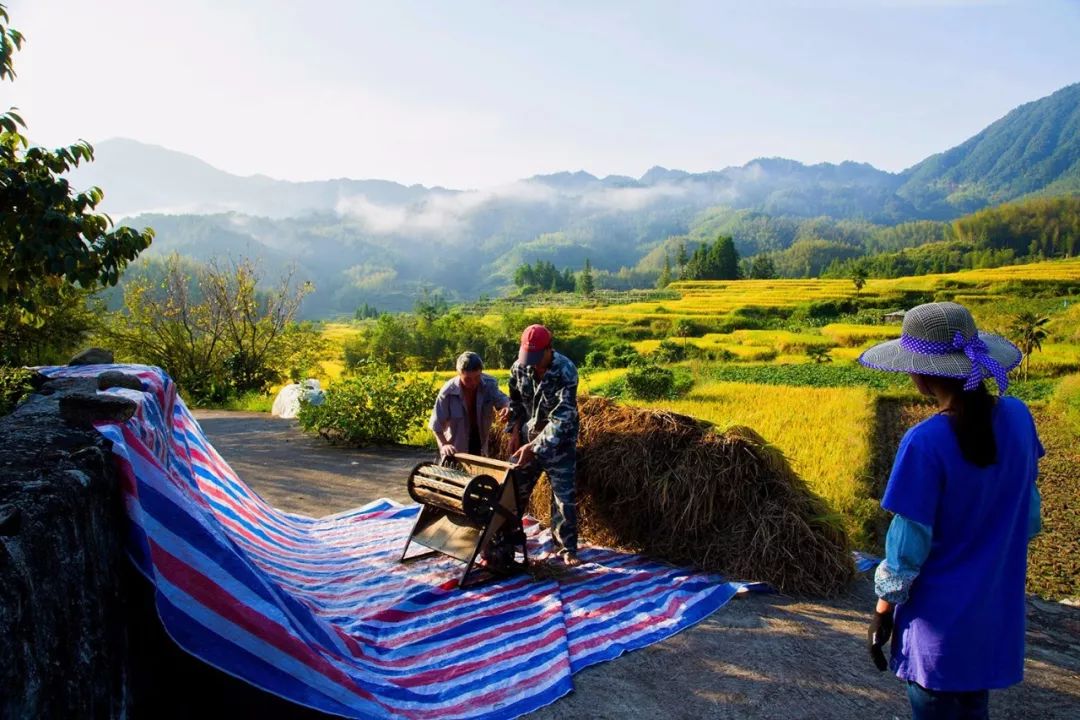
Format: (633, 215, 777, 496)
(429, 351, 510, 459)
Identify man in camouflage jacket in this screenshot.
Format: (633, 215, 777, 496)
(508, 324, 581, 566)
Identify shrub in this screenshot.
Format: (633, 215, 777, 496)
(791, 299, 857, 321)
(649, 318, 673, 335)
(709, 347, 737, 362)
(555, 333, 595, 367)
(673, 318, 705, 338)
(625, 365, 675, 400)
(651, 339, 688, 363)
(613, 326, 655, 341)
(297, 364, 435, 446)
(584, 349, 609, 369)
(584, 342, 641, 369)
(0, 366, 33, 416)
(606, 342, 641, 368)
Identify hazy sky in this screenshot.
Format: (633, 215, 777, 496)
(5, 1, 1079, 188)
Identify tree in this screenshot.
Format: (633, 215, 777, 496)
(107, 255, 312, 401)
(713, 235, 741, 280)
(1009, 312, 1050, 381)
(676, 240, 689, 269)
(277, 322, 331, 383)
(414, 288, 448, 323)
(355, 302, 380, 320)
(512, 262, 535, 289)
(577, 258, 595, 296)
(203, 258, 313, 393)
(851, 267, 867, 296)
(681, 236, 741, 280)
(656, 253, 673, 288)
(0, 283, 101, 365)
(749, 254, 776, 280)
(0, 5, 153, 325)
(806, 346, 833, 364)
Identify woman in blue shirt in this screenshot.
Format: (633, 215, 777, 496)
(858, 302, 1043, 720)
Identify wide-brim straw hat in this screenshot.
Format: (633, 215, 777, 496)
(858, 302, 1021, 393)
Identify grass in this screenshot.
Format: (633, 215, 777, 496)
(1027, 343, 1080, 377)
(1049, 373, 1080, 436)
(1028, 404, 1080, 600)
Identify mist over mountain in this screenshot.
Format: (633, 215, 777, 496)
(72, 83, 1080, 316)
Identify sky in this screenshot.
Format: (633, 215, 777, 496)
(5, 0, 1080, 189)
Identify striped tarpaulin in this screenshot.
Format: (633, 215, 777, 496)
(42, 364, 744, 719)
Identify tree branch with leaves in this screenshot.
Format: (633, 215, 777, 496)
(0, 4, 153, 327)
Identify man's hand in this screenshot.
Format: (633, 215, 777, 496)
(438, 444, 456, 461)
(510, 442, 535, 467)
(868, 609, 894, 671)
(497, 406, 510, 423)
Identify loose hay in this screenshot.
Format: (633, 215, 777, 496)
(494, 395, 854, 596)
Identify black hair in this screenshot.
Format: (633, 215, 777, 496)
(941, 377, 997, 467)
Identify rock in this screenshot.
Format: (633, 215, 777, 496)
(0, 504, 20, 535)
(59, 393, 138, 428)
(37, 376, 98, 397)
(28, 371, 52, 390)
(0, 387, 132, 718)
(68, 347, 115, 366)
(97, 371, 144, 392)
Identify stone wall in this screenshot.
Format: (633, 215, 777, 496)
(0, 372, 134, 718)
(0, 359, 335, 719)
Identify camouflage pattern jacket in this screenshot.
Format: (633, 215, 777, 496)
(507, 351, 579, 463)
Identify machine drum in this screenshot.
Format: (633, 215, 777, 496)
(407, 463, 501, 523)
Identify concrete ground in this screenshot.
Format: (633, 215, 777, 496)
(193, 410, 1080, 720)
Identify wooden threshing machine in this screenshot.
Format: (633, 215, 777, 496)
(400, 453, 529, 588)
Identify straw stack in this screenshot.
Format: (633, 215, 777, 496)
(493, 395, 854, 595)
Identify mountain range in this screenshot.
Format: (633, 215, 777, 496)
(71, 82, 1080, 316)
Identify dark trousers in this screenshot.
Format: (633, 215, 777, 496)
(907, 681, 989, 720)
(513, 446, 578, 553)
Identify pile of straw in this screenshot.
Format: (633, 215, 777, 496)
(495, 396, 854, 596)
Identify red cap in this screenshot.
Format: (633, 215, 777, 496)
(518, 324, 552, 366)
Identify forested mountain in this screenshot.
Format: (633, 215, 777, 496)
(898, 83, 1080, 216)
(74, 82, 1080, 316)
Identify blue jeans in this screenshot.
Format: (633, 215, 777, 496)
(907, 681, 989, 720)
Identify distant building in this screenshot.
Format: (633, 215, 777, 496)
(883, 310, 907, 323)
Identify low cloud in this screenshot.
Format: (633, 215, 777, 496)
(579, 184, 689, 212)
(335, 181, 559, 234)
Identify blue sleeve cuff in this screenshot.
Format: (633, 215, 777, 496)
(874, 561, 919, 604)
(875, 514, 933, 604)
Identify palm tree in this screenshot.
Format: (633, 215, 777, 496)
(1009, 312, 1050, 380)
(806, 345, 833, 364)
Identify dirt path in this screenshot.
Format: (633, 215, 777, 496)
(193, 410, 1080, 720)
